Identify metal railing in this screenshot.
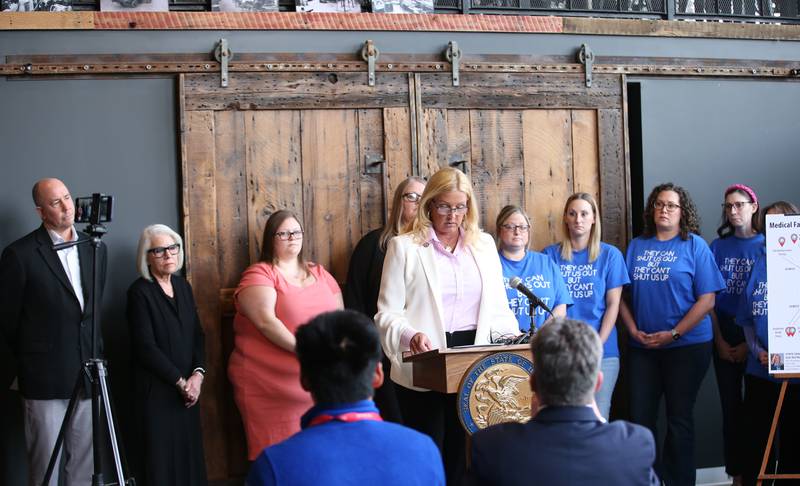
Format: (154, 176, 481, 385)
(60, 0, 800, 23)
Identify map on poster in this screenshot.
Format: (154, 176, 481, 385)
(766, 213, 800, 375)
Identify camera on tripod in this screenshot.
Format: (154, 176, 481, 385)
(75, 193, 114, 225)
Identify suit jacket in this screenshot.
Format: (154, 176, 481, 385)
(0, 225, 107, 399)
(375, 231, 518, 390)
(344, 227, 384, 319)
(467, 406, 659, 486)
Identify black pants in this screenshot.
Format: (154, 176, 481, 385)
(712, 346, 746, 476)
(394, 329, 475, 485)
(741, 375, 800, 486)
(373, 354, 403, 423)
(628, 342, 711, 486)
(395, 386, 464, 485)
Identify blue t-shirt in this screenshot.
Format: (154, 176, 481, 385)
(735, 253, 775, 381)
(710, 234, 765, 317)
(543, 242, 630, 358)
(500, 251, 573, 332)
(625, 233, 725, 348)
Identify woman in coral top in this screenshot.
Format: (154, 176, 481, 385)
(228, 209, 343, 459)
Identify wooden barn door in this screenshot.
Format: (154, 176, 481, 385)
(179, 68, 628, 480)
(416, 72, 628, 250)
(180, 72, 415, 479)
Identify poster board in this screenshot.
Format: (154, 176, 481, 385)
(765, 213, 800, 375)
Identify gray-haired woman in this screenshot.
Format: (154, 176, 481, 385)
(126, 224, 207, 486)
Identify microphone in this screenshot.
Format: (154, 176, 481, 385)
(509, 276, 553, 316)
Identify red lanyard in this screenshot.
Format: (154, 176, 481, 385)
(307, 411, 383, 428)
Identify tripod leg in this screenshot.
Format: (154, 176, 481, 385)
(41, 370, 85, 486)
(96, 361, 127, 485)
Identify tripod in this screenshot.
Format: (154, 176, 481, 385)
(43, 224, 133, 486)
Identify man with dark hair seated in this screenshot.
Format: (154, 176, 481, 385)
(466, 318, 659, 486)
(246, 310, 445, 486)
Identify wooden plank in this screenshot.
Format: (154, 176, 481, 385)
(183, 72, 410, 111)
(88, 12, 563, 34)
(621, 75, 633, 245)
(0, 12, 93, 30)
(383, 107, 414, 218)
(419, 73, 621, 110)
(563, 17, 800, 41)
(357, 109, 386, 235)
(214, 110, 250, 289)
(300, 110, 360, 284)
(404, 345, 532, 394)
(468, 110, 525, 236)
(183, 110, 227, 480)
(522, 110, 574, 251)
(597, 108, 628, 250)
(211, 110, 250, 477)
(446, 109, 472, 179)
(419, 108, 449, 178)
(570, 110, 600, 202)
(244, 110, 303, 264)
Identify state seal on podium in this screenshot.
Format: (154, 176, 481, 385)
(457, 352, 534, 434)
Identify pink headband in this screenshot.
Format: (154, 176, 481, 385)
(725, 184, 758, 205)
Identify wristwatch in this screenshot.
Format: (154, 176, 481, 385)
(671, 328, 681, 341)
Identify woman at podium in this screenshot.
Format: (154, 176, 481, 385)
(375, 167, 518, 483)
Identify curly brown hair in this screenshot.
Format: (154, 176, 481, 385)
(642, 183, 700, 240)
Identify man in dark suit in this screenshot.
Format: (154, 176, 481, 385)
(0, 178, 107, 486)
(467, 318, 659, 486)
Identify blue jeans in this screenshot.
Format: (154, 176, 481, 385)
(628, 342, 712, 486)
(595, 357, 619, 420)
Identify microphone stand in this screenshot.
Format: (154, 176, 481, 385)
(518, 299, 554, 344)
(42, 223, 134, 486)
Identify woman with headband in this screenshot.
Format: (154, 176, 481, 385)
(708, 184, 762, 486)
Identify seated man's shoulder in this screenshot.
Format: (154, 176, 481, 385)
(604, 419, 655, 447)
(471, 420, 528, 448)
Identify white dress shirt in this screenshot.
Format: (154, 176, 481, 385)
(47, 226, 84, 311)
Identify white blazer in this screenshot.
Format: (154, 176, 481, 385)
(375, 231, 519, 390)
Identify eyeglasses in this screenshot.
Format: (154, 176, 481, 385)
(501, 224, 530, 233)
(274, 230, 304, 241)
(653, 201, 681, 213)
(148, 243, 180, 258)
(402, 192, 422, 203)
(433, 203, 468, 216)
(723, 201, 752, 212)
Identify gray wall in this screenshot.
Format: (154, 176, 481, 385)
(2, 29, 799, 482)
(0, 76, 179, 485)
(638, 77, 800, 237)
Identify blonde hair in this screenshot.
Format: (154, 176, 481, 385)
(379, 176, 426, 251)
(136, 224, 185, 281)
(495, 205, 532, 250)
(409, 168, 481, 247)
(559, 193, 601, 263)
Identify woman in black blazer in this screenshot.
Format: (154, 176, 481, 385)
(126, 224, 207, 486)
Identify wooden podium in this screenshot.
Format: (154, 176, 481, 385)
(403, 343, 534, 436)
(403, 344, 531, 393)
